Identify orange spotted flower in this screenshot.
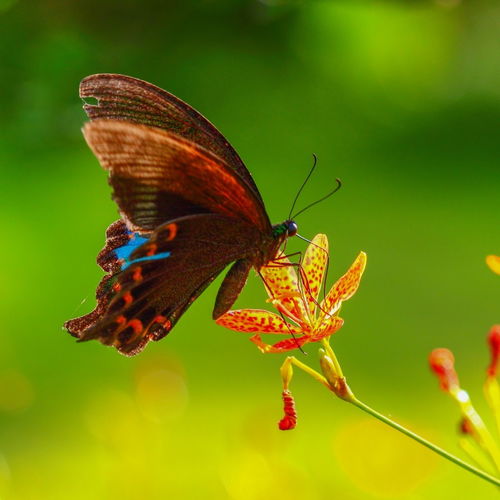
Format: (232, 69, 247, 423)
(216, 234, 366, 353)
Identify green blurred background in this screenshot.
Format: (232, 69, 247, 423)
(1, 0, 499, 498)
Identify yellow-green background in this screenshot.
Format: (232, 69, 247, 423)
(1, 0, 499, 498)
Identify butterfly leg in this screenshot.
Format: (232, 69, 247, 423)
(212, 259, 253, 319)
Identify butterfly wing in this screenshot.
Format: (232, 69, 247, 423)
(83, 119, 271, 234)
(64, 219, 131, 339)
(80, 73, 263, 203)
(67, 213, 265, 355)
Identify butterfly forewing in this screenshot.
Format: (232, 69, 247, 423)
(83, 119, 271, 234)
(80, 73, 263, 202)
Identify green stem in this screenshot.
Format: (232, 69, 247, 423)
(321, 339, 344, 377)
(350, 397, 500, 488)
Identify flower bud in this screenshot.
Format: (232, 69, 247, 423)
(280, 358, 294, 390)
(278, 390, 297, 431)
(487, 325, 500, 377)
(318, 348, 339, 388)
(459, 417, 474, 436)
(429, 348, 459, 392)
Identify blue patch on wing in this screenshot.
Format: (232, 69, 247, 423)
(115, 232, 171, 270)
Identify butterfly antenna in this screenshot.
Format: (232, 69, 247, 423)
(291, 178, 342, 220)
(288, 154, 318, 220)
(296, 234, 312, 245)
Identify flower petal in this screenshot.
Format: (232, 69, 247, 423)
(249, 334, 310, 353)
(320, 252, 366, 322)
(486, 255, 500, 275)
(310, 316, 344, 340)
(216, 309, 303, 335)
(260, 256, 308, 326)
(302, 234, 328, 315)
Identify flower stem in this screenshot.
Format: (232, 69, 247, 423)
(321, 339, 344, 378)
(349, 396, 500, 487)
(484, 377, 500, 440)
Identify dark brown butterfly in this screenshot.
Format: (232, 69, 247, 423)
(65, 74, 298, 356)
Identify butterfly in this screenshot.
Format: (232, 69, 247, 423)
(65, 74, 299, 356)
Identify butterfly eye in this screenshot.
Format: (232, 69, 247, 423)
(287, 221, 298, 237)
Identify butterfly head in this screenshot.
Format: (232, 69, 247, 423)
(285, 220, 298, 237)
(272, 220, 298, 239)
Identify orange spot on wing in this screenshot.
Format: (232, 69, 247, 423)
(153, 315, 172, 329)
(115, 315, 127, 325)
(127, 319, 143, 334)
(132, 267, 143, 282)
(123, 292, 133, 306)
(166, 223, 178, 241)
(146, 244, 157, 257)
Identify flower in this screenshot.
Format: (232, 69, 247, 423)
(487, 255, 500, 275)
(216, 234, 366, 353)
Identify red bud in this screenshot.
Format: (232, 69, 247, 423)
(460, 417, 474, 436)
(278, 390, 297, 431)
(429, 348, 459, 392)
(487, 325, 500, 377)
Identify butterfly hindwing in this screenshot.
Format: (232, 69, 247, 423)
(83, 119, 271, 234)
(65, 219, 136, 338)
(80, 73, 263, 203)
(75, 214, 265, 355)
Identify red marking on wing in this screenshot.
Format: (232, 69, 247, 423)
(115, 315, 126, 325)
(132, 267, 143, 282)
(153, 315, 172, 329)
(127, 319, 143, 334)
(165, 223, 177, 241)
(122, 292, 133, 306)
(146, 244, 157, 257)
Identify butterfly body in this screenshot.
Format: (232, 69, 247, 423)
(65, 74, 297, 355)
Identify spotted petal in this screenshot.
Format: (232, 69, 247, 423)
(216, 309, 303, 335)
(260, 255, 308, 327)
(310, 316, 344, 340)
(487, 255, 500, 275)
(249, 334, 310, 353)
(319, 252, 366, 323)
(301, 234, 328, 315)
